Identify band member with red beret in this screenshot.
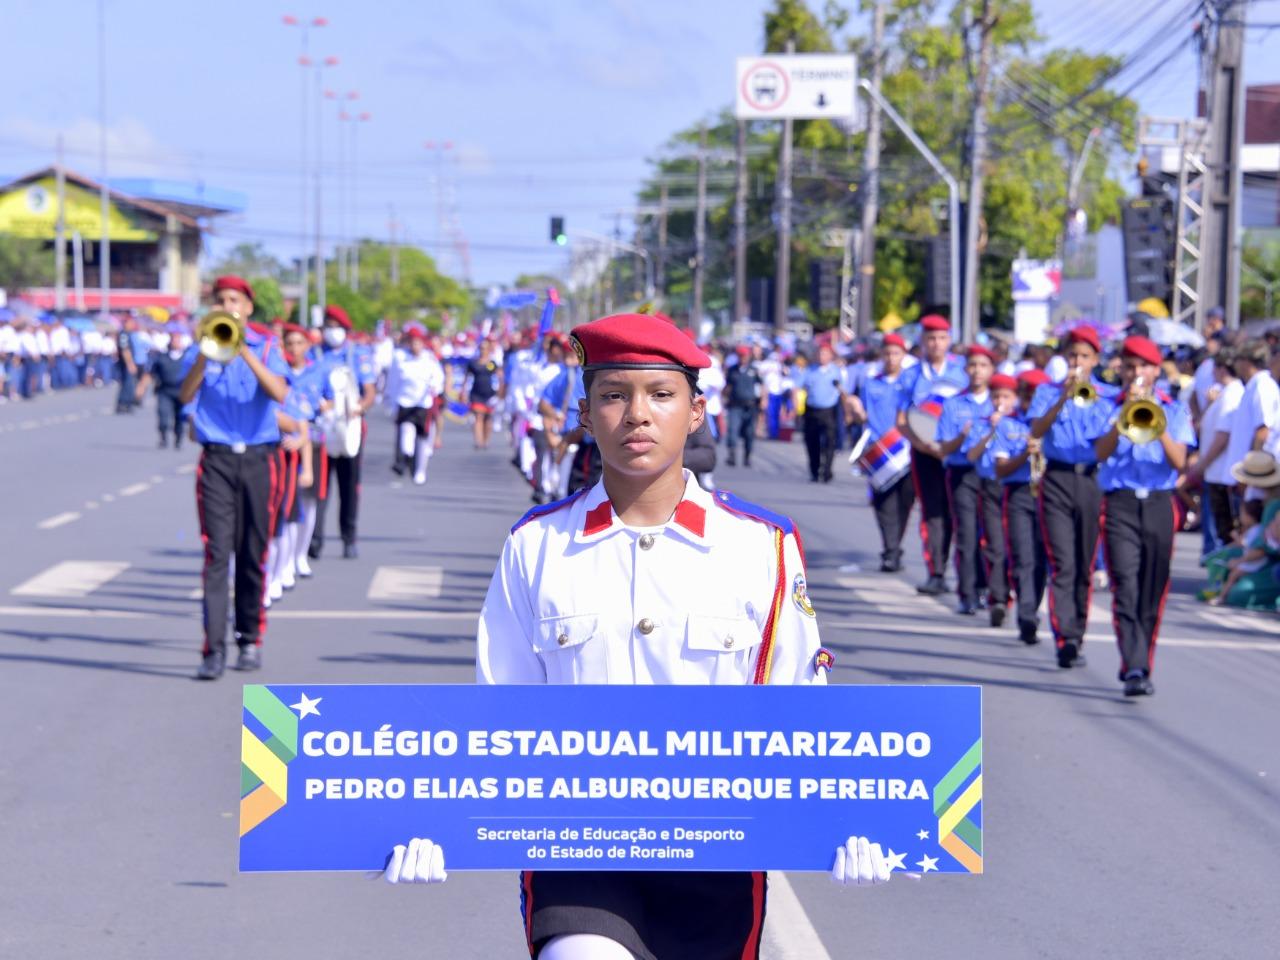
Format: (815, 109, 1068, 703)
(1027, 325, 1119, 668)
(386, 327, 445, 484)
(385, 312, 890, 958)
(935, 345, 997, 615)
(963, 370, 1019, 628)
(990, 370, 1051, 643)
(896, 314, 968, 596)
(848, 332, 915, 571)
(310, 305, 376, 560)
(179, 276, 290, 680)
(1090, 336, 1195, 697)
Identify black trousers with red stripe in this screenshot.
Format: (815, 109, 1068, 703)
(1004, 482, 1047, 631)
(311, 449, 362, 550)
(1102, 488, 1175, 679)
(197, 444, 277, 655)
(1039, 465, 1101, 648)
(946, 465, 986, 604)
(979, 477, 1009, 606)
(911, 451, 950, 578)
(520, 870, 765, 960)
(871, 472, 915, 566)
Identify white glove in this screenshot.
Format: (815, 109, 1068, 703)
(830, 835, 891, 887)
(383, 837, 447, 884)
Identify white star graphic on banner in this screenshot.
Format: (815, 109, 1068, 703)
(290, 693, 322, 719)
(917, 829, 930, 840)
(916, 854, 939, 873)
(884, 849, 907, 872)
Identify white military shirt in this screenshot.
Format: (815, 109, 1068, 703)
(477, 470, 826, 687)
(388, 349, 445, 409)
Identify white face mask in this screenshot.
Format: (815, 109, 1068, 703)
(323, 327, 347, 348)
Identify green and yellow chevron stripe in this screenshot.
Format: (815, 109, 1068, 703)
(932, 738, 982, 873)
(240, 686, 298, 837)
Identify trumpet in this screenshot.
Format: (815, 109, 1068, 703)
(1069, 381, 1097, 406)
(1118, 396, 1166, 444)
(197, 310, 244, 364)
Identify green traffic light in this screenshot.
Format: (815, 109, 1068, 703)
(555, 235, 568, 246)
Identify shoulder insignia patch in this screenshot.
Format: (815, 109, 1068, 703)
(712, 489, 796, 536)
(510, 487, 589, 535)
(792, 572, 816, 617)
(814, 648, 835, 674)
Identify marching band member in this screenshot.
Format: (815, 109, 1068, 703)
(936, 346, 997, 615)
(1092, 336, 1195, 697)
(849, 332, 915, 572)
(387, 327, 446, 485)
(179, 276, 289, 680)
(963, 371, 1019, 628)
(386, 312, 890, 959)
(310, 305, 376, 560)
(1027, 326, 1118, 668)
(537, 341, 587, 500)
(897, 315, 968, 596)
(991, 370, 1051, 644)
(282, 325, 326, 581)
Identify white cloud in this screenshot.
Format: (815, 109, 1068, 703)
(4, 115, 191, 179)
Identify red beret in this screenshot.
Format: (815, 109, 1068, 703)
(324, 305, 352, 329)
(212, 275, 254, 302)
(920, 314, 951, 333)
(1017, 369, 1050, 388)
(967, 344, 996, 362)
(989, 373, 1018, 392)
(1067, 326, 1101, 353)
(281, 323, 308, 338)
(883, 333, 907, 350)
(405, 327, 428, 343)
(570, 313, 711, 371)
(1122, 335, 1163, 366)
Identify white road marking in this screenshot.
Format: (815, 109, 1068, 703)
(367, 565, 445, 602)
(761, 873, 832, 960)
(176, 463, 197, 475)
(84, 501, 99, 510)
(149, 474, 165, 484)
(118, 482, 150, 497)
(10, 561, 130, 598)
(36, 511, 82, 530)
(101, 493, 115, 503)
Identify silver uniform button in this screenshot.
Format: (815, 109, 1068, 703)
(723, 636, 735, 649)
(638, 534, 655, 551)
(637, 618, 655, 635)
(557, 633, 570, 647)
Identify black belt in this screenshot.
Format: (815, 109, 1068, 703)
(1046, 459, 1097, 476)
(1105, 487, 1172, 500)
(947, 464, 975, 474)
(203, 441, 278, 455)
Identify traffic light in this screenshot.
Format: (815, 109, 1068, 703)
(550, 216, 567, 245)
(809, 258, 841, 312)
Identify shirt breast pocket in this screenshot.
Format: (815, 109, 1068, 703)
(533, 613, 608, 684)
(684, 615, 763, 684)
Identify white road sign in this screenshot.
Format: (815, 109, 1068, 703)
(735, 55, 858, 120)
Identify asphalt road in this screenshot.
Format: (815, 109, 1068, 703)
(1, 385, 1276, 959)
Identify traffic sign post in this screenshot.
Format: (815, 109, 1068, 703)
(735, 55, 859, 121)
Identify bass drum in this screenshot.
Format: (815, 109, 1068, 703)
(906, 406, 940, 445)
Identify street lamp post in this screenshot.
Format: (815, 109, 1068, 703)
(331, 90, 358, 285)
(283, 14, 326, 326)
(313, 57, 339, 316)
(351, 112, 371, 292)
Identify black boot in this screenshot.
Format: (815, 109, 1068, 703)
(196, 650, 225, 680)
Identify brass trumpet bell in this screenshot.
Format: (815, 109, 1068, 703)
(1118, 397, 1166, 444)
(197, 310, 244, 364)
(1071, 382, 1098, 406)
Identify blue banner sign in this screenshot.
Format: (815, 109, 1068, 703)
(239, 684, 982, 874)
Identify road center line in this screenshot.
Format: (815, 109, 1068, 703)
(118, 482, 151, 497)
(37, 511, 82, 530)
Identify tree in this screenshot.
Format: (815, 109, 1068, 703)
(248, 276, 285, 324)
(0, 236, 53, 289)
(208, 242, 286, 281)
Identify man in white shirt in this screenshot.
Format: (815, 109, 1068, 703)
(386, 329, 445, 484)
(1188, 347, 1245, 553)
(1220, 340, 1280, 504)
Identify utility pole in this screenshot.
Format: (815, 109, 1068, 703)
(774, 38, 796, 331)
(962, 0, 996, 344)
(1199, 0, 1246, 330)
(97, 0, 110, 316)
(389, 204, 400, 285)
(55, 136, 66, 312)
(692, 123, 708, 329)
(733, 119, 748, 324)
(856, 0, 886, 336)
(656, 181, 668, 294)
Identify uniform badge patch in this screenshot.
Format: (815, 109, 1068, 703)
(569, 334, 587, 367)
(814, 648, 835, 674)
(792, 573, 816, 617)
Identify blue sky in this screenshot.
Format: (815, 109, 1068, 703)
(1, 0, 1277, 288)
